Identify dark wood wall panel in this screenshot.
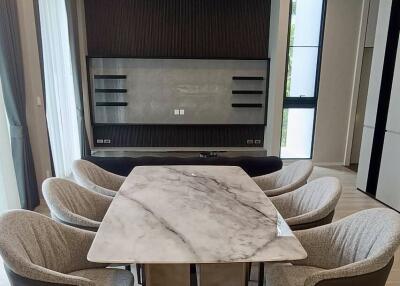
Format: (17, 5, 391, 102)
(84, 0, 270, 59)
(93, 125, 265, 147)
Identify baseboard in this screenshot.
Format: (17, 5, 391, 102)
(313, 162, 344, 167)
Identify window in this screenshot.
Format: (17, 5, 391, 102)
(0, 77, 20, 213)
(38, 0, 81, 177)
(280, 0, 326, 159)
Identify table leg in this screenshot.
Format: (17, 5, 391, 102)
(145, 264, 190, 286)
(190, 264, 198, 286)
(198, 263, 247, 286)
(125, 264, 131, 272)
(258, 262, 264, 286)
(137, 264, 142, 285)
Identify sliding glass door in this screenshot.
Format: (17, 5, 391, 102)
(280, 0, 326, 159)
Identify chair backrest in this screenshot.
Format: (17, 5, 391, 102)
(43, 178, 112, 226)
(321, 208, 400, 269)
(275, 160, 313, 189)
(72, 159, 124, 192)
(0, 210, 99, 281)
(278, 177, 341, 219)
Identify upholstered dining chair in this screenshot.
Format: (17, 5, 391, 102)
(252, 160, 313, 197)
(0, 210, 134, 286)
(269, 177, 342, 230)
(264, 208, 400, 286)
(43, 178, 113, 231)
(72, 159, 126, 197)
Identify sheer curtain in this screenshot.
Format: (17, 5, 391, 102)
(0, 77, 21, 213)
(38, 0, 81, 177)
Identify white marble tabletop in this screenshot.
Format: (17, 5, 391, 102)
(88, 166, 307, 264)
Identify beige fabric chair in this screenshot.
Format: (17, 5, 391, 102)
(264, 208, 400, 286)
(43, 178, 113, 231)
(72, 159, 125, 197)
(0, 210, 134, 286)
(270, 177, 342, 230)
(252, 160, 313, 197)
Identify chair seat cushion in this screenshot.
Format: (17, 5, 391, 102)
(69, 268, 134, 286)
(265, 263, 323, 286)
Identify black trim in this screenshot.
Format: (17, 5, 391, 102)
(232, 103, 262, 108)
(95, 88, 127, 93)
(366, 1, 400, 196)
(232, 90, 263, 95)
(96, 102, 128, 106)
(94, 75, 127, 79)
(88, 56, 270, 60)
(264, 59, 270, 125)
(232, 76, 265, 80)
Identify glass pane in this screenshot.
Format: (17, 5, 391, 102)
(286, 47, 319, 98)
(281, 108, 315, 158)
(290, 0, 324, 47)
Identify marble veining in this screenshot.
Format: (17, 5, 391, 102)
(88, 166, 307, 264)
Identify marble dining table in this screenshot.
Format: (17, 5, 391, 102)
(88, 165, 307, 286)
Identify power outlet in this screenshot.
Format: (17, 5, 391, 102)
(104, 139, 111, 144)
(254, 139, 261, 144)
(96, 139, 104, 144)
(246, 139, 254, 145)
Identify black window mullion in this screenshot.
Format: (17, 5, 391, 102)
(283, 97, 317, 109)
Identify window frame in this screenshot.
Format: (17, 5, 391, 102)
(280, 0, 327, 159)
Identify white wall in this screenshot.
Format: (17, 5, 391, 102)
(16, 0, 52, 193)
(312, 0, 364, 164)
(265, 0, 290, 156)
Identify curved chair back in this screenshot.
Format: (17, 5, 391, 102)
(271, 177, 341, 230)
(296, 208, 400, 286)
(43, 178, 113, 231)
(275, 160, 313, 189)
(72, 159, 125, 197)
(0, 210, 104, 285)
(253, 160, 313, 196)
(325, 208, 400, 268)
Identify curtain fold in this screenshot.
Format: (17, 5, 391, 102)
(38, 0, 82, 177)
(65, 0, 91, 158)
(0, 0, 40, 210)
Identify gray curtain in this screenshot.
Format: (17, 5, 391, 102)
(65, 0, 91, 157)
(0, 0, 39, 210)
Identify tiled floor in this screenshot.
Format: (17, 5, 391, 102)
(0, 165, 398, 285)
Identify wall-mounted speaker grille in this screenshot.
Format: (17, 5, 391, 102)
(93, 124, 265, 147)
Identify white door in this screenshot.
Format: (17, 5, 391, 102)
(376, 132, 400, 210)
(363, 0, 392, 127)
(385, 33, 400, 133)
(356, 126, 375, 192)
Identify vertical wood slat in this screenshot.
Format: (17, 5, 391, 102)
(84, 0, 270, 58)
